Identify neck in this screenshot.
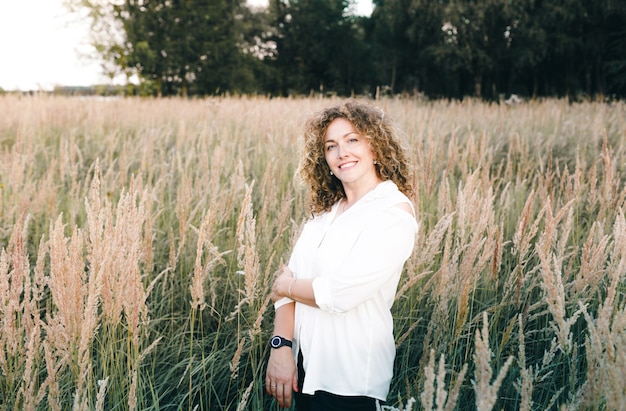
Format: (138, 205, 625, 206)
(342, 178, 383, 207)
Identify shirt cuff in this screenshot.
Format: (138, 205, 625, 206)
(273, 296, 293, 310)
(311, 277, 336, 313)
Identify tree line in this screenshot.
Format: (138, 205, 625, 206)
(74, 0, 626, 99)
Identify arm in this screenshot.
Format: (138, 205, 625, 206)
(271, 205, 417, 311)
(272, 265, 317, 307)
(266, 300, 298, 408)
(313, 206, 417, 313)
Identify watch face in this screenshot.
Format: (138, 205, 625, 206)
(270, 336, 282, 348)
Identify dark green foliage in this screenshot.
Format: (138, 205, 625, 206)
(78, 0, 626, 98)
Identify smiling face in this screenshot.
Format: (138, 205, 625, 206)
(323, 117, 380, 190)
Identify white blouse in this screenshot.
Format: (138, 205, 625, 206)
(276, 180, 418, 400)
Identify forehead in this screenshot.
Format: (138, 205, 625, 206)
(324, 118, 358, 141)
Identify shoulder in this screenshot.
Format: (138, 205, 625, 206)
(394, 201, 414, 217)
(374, 181, 416, 218)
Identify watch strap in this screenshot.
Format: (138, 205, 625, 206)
(269, 335, 292, 349)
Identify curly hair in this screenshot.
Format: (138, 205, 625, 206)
(298, 100, 414, 215)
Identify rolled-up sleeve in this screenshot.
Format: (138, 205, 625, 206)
(312, 207, 417, 313)
(274, 296, 293, 310)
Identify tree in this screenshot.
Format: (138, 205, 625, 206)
(433, 0, 514, 98)
(70, 0, 250, 96)
(579, 0, 626, 97)
(368, 0, 415, 94)
(269, 0, 369, 95)
(66, 0, 626, 98)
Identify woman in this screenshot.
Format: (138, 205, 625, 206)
(266, 100, 418, 410)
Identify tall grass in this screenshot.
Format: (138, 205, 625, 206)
(0, 95, 624, 410)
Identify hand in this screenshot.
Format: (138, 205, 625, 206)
(271, 265, 294, 302)
(266, 346, 298, 408)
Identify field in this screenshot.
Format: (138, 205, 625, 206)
(0, 95, 625, 410)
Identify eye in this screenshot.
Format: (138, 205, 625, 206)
(348, 138, 358, 143)
(325, 144, 336, 151)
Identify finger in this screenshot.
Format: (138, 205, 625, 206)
(278, 385, 286, 408)
(292, 373, 299, 393)
(267, 380, 277, 397)
(266, 377, 274, 395)
(283, 385, 292, 408)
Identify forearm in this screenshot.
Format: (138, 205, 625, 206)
(273, 300, 295, 338)
(286, 278, 318, 308)
(267, 299, 298, 407)
(272, 265, 318, 308)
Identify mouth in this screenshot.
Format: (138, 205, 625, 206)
(338, 161, 357, 170)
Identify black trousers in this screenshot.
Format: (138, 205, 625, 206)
(294, 350, 382, 411)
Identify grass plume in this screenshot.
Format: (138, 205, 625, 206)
(0, 95, 624, 409)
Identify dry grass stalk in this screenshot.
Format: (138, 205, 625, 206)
(396, 318, 422, 349)
(31, 235, 48, 310)
(19, 324, 41, 411)
(257, 161, 279, 232)
(47, 216, 87, 346)
(47, 160, 153, 408)
(0, 214, 32, 364)
(46, 212, 102, 410)
(235, 182, 260, 309)
(490, 224, 503, 283)
(420, 349, 467, 411)
(510, 190, 544, 304)
(1, 96, 625, 409)
(442, 358, 468, 411)
(206, 143, 226, 214)
(578, 210, 626, 409)
(235, 380, 254, 411)
(76, 255, 104, 403)
(176, 173, 192, 257)
(572, 222, 610, 298)
(515, 315, 534, 411)
(511, 189, 538, 257)
(425, 215, 455, 353)
(116, 184, 150, 346)
(85, 168, 151, 347)
(168, 227, 177, 275)
(536, 248, 580, 353)
(472, 312, 513, 411)
(96, 377, 109, 411)
(420, 350, 436, 410)
(142, 191, 155, 271)
(396, 212, 453, 300)
(84, 163, 122, 326)
(250, 293, 272, 342)
(600, 135, 616, 214)
(265, 193, 295, 257)
(436, 172, 453, 216)
(230, 337, 246, 380)
(454, 170, 498, 338)
(42, 341, 63, 411)
(536, 199, 581, 353)
(190, 208, 216, 312)
(128, 366, 139, 411)
(0, 255, 14, 371)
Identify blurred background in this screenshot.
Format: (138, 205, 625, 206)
(1, 0, 624, 99)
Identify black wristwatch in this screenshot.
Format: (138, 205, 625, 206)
(269, 336, 292, 349)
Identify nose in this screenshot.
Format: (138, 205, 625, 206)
(336, 143, 347, 158)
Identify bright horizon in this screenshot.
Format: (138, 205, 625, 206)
(0, 0, 373, 92)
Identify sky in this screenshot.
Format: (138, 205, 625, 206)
(0, 0, 374, 91)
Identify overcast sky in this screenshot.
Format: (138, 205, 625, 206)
(0, 1, 104, 90)
(0, 0, 373, 91)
